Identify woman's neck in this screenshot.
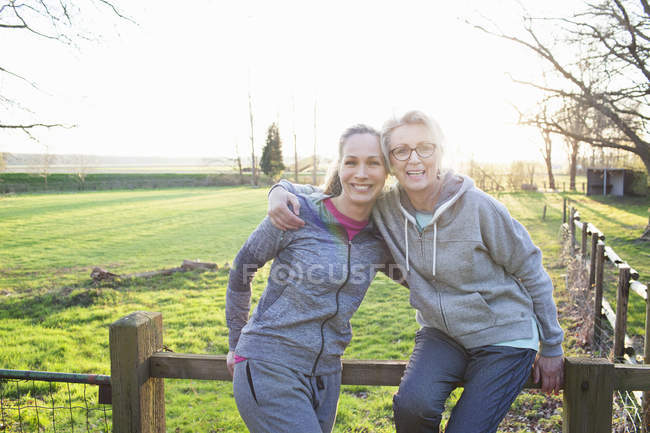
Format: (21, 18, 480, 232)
(405, 181, 443, 212)
(330, 195, 372, 222)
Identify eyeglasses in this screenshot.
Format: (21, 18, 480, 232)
(389, 143, 437, 161)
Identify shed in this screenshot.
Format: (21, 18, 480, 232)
(586, 168, 647, 196)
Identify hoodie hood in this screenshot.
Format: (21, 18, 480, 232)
(394, 171, 474, 275)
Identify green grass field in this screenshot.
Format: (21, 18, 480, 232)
(0, 186, 647, 432)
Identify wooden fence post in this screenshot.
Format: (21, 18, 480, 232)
(643, 286, 650, 433)
(563, 197, 567, 224)
(614, 266, 631, 362)
(563, 357, 614, 433)
(581, 222, 589, 259)
(569, 207, 576, 255)
(593, 241, 605, 348)
(110, 311, 165, 433)
(589, 233, 598, 288)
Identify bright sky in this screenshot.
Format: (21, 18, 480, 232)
(1, 0, 580, 166)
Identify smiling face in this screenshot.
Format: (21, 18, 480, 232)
(388, 123, 442, 194)
(337, 133, 387, 209)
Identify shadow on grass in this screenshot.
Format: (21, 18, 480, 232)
(0, 270, 230, 322)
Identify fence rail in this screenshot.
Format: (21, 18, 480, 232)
(0, 369, 112, 405)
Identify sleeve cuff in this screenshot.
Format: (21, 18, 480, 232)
(539, 342, 564, 357)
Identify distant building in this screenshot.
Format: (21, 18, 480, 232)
(586, 168, 647, 196)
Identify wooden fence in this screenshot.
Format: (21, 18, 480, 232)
(565, 198, 650, 430)
(107, 311, 650, 433)
(566, 202, 648, 363)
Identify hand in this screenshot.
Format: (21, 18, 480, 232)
(226, 351, 236, 377)
(533, 354, 564, 395)
(268, 186, 305, 231)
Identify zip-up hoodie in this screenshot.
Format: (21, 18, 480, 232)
(226, 192, 394, 376)
(279, 173, 564, 357)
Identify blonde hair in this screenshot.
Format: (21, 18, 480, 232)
(323, 124, 382, 196)
(380, 110, 445, 170)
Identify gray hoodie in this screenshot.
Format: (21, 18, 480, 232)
(279, 172, 564, 357)
(226, 192, 396, 376)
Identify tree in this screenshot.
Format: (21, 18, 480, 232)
(248, 91, 258, 186)
(540, 127, 556, 190)
(37, 143, 56, 187)
(508, 161, 527, 190)
(530, 104, 557, 190)
(234, 139, 244, 185)
(473, 0, 650, 177)
(72, 154, 91, 189)
(1, 0, 132, 138)
(558, 99, 590, 190)
(260, 123, 285, 181)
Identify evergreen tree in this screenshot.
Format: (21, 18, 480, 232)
(260, 123, 285, 180)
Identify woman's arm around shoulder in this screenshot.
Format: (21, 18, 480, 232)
(268, 180, 321, 230)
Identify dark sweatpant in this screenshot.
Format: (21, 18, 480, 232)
(233, 359, 341, 433)
(393, 327, 537, 433)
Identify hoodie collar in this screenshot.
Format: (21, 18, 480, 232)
(396, 171, 472, 276)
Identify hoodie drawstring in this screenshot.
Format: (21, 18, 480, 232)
(404, 217, 410, 272)
(432, 222, 437, 276)
(403, 216, 437, 276)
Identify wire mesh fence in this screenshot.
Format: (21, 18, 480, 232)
(563, 227, 645, 433)
(0, 375, 111, 433)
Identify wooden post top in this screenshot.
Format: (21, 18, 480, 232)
(110, 311, 162, 329)
(565, 357, 613, 367)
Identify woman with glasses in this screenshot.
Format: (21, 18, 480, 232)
(267, 110, 564, 433)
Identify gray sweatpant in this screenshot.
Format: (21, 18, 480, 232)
(233, 359, 341, 433)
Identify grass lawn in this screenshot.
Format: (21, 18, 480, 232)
(0, 186, 645, 432)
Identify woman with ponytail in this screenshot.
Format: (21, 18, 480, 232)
(225, 124, 402, 433)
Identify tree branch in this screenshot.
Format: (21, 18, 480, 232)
(96, 0, 136, 25)
(0, 123, 74, 129)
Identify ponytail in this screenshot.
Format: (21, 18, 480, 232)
(323, 168, 342, 196)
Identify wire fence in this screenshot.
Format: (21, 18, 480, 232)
(590, 320, 644, 432)
(0, 372, 111, 433)
(563, 227, 644, 433)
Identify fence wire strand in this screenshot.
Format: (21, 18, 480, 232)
(0, 378, 111, 433)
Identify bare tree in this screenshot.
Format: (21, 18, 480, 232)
(508, 161, 526, 190)
(72, 154, 91, 189)
(526, 162, 536, 185)
(1, 0, 132, 137)
(248, 91, 258, 186)
(37, 143, 56, 187)
(473, 0, 650, 177)
(234, 139, 244, 185)
(558, 99, 590, 190)
(540, 127, 556, 190)
(529, 104, 557, 190)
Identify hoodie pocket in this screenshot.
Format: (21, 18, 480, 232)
(440, 292, 496, 337)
